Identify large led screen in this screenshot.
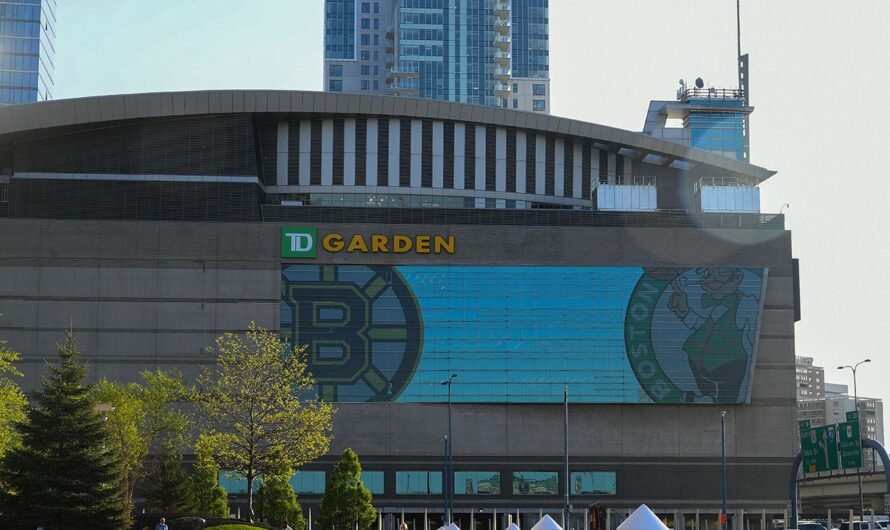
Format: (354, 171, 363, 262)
(281, 265, 767, 404)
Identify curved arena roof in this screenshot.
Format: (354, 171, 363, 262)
(0, 89, 775, 182)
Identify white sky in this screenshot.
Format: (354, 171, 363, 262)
(52, 1, 890, 437)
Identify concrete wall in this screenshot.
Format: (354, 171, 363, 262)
(0, 218, 797, 509)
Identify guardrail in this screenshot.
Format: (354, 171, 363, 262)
(262, 205, 785, 230)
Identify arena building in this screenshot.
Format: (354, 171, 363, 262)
(0, 90, 798, 529)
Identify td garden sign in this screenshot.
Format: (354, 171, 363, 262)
(281, 226, 455, 258)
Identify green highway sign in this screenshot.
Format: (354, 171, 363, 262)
(839, 419, 863, 469)
(799, 420, 811, 430)
(846, 410, 859, 422)
(800, 424, 839, 474)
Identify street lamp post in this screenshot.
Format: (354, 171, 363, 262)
(838, 359, 871, 520)
(721, 410, 728, 530)
(441, 374, 457, 524)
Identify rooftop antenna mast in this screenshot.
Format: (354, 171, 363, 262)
(736, 0, 751, 159)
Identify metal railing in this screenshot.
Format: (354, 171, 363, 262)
(677, 87, 745, 102)
(262, 205, 785, 230)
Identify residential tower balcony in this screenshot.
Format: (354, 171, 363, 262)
(386, 65, 420, 83)
(493, 35, 511, 51)
(493, 66, 511, 83)
(493, 83, 511, 99)
(390, 78, 419, 95)
(494, 19, 511, 35)
(494, 51, 511, 67)
(493, 2, 510, 19)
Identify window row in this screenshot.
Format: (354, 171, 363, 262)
(218, 470, 616, 497)
(0, 20, 39, 38)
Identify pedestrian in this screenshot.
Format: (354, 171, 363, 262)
(155, 517, 169, 530)
(282, 521, 294, 530)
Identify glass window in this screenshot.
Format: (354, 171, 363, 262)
(218, 471, 260, 494)
(361, 18, 370, 29)
(361, 34, 370, 45)
(329, 79, 343, 92)
(374, 18, 379, 29)
(361, 51, 371, 61)
(374, 2, 380, 13)
(533, 84, 546, 96)
(512, 83, 519, 93)
(513, 471, 558, 495)
(533, 99, 546, 112)
(361, 80, 370, 90)
(396, 471, 442, 495)
(361, 471, 385, 494)
(329, 64, 343, 77)
(570, 472, 616, 495)
(361, 65, 370, 75)
(290, 470, 326, 494)
(455, 471, 500, 495)
(512, 99, 518, 109)
(361, 2, 370, 13)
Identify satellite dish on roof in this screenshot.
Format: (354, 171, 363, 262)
(695, 77, 704, 89)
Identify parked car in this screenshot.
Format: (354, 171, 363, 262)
(798, 521, 827, 530)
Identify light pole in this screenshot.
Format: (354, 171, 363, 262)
(721, 410, 728, 530)
(838, 359, 870, 520)
(441, 374, 457, 524)
(564, 386, 570, 530)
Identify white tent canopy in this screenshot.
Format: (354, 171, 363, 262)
(505, 523, 522, 530)
(531, 514, 563, 530)
(617, 505, 671, 530)
(438, 524, 462, 530)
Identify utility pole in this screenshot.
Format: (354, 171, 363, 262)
(721, 410, 728, 530)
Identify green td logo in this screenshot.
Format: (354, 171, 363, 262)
(281, 227, 316, 258)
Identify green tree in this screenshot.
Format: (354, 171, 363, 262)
(189, 433, 229, 517)
(0, 328, 130, 530)
(93, 369, 191, 508)
(256, 462, 305, 529)
(0, 331, 26, 460)
(143, 441, 196, 514)
(318, 449, 376, 530)
(196, 322, 334, 521)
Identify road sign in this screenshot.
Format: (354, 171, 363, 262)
(799, 420, 811, 430)
(839, 419, 863, 469)
(846, 410, 859, 422)
(800, 425, 839, 473)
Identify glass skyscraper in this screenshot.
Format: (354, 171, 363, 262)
(0, 0, 56, 105)
(323, 0, 550, 113)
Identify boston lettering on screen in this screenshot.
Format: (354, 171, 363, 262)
(280, 265, 768, 404)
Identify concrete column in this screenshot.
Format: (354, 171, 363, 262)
(321, 119, 334, 185)
(454, 123, 466, 189)
(344, 118, 356, 186)
(366, 118, 378, 186)
(554, 138, 565, 196)
(432, 121, 444, 188)
(516, 131, 527, 194)
(410, 119, 422, 188)
(276, 121, 288, 186)
(299, 120, 311, 185)
(388, 118, 400, 187)
(496, 128, 507, 192)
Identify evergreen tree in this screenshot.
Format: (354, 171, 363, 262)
(256, 462, 305, 530)
(0, 328, 130, 530)
(189, 434, 229, 517)
(144, 440, 196, 514)
(318, 449, 376, 530)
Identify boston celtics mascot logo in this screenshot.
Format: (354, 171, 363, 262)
(625, 267, 764, 404)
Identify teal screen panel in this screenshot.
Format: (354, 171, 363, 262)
(281, 265, 766, 404)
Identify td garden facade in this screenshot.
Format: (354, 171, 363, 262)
(0, 91, 798, 528)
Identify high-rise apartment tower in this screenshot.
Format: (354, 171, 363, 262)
(324, 0, 550, 113)
(0, 0, 57, 105)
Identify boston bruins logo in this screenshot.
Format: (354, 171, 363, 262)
(281, 264, 424, 402)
